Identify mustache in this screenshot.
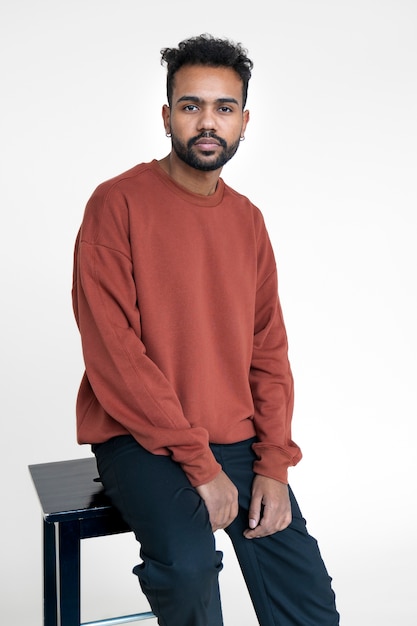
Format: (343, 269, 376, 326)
(188, 131, 227, 149)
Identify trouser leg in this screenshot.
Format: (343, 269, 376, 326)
(93, 435, 224, 626)
(211, 438, 340, 626)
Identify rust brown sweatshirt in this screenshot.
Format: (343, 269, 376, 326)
(72, 160, 302, 487)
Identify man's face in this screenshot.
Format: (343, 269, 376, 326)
(163, 65, 249, 172)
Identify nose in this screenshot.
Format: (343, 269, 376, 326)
(197, 107, 216, 133)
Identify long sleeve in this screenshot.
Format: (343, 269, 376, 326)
(249, 225, 302, 484)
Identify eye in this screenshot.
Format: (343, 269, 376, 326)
(183, 104, 199, 112)
(219, 105, 233, 113)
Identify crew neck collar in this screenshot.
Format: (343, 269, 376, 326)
(150, 159, 225, 207)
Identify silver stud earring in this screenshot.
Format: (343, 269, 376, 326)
(166, 132, 172, 138)
(239, 136, 245, 142)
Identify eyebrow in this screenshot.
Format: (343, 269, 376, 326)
(175, 95, 240, 106)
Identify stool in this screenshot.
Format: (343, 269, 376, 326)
(29, 457, 155, 626)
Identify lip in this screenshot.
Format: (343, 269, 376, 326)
(194, 138, 220, 148)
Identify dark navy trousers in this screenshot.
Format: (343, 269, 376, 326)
(93, 435, 339, 626)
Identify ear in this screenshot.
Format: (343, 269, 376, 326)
(162, 104, 171, 134)
(242, 109, 250, 135)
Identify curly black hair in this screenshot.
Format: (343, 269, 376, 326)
(160, 34, 253, 109)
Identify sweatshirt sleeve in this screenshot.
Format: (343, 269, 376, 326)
(72, 183, 221, 487)
(249, 217, 302, 484)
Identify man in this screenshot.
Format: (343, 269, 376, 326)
(72, 34, 339, 625)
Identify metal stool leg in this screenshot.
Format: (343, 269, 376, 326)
(43, 519, 58, 626)
(59, 520, 81, 626)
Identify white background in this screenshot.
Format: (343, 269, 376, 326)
(1, 1, 416, 624)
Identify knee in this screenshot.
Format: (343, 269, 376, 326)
(171, 552, 223, 596)
(135, 549, 223, 599)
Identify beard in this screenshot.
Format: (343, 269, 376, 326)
(170, 131, 241, 171)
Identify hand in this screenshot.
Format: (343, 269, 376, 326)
(243, 475, 292, 539)
(196, 470, 239, 532)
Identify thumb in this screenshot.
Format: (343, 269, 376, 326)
(248, 496, 262, 529)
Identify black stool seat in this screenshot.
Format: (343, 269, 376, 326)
(29, 457, 155, 626)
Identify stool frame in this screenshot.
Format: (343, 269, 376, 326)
(29, 457, 155, 626)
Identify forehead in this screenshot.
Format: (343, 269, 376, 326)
(172, 65, 243, 105)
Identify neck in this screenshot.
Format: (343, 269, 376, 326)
(158, 153, 221, 196)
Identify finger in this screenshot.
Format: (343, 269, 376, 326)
(211, 504, 238, 532)
(244, 513, 291, 538)
(248, 494, 262, 529)
(244, 505, 283, 538)
(244, 520, 274, 539)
